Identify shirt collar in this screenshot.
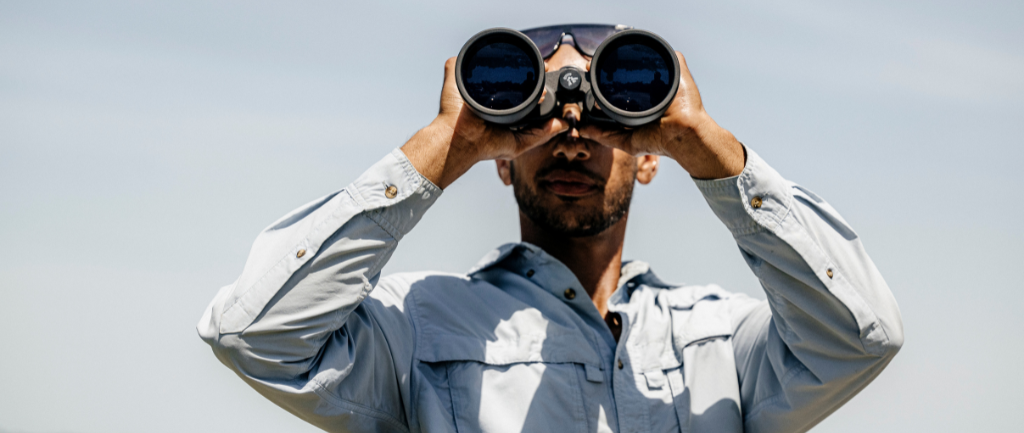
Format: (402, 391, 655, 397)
(468, 242, 675, 296)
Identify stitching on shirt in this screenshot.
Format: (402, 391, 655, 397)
(395, 149, 439, 192)
(694, 181, 737, 192)
(310, 379, 411, 432)
(570, 364, 587, 433)
(365, 208, 403, 241)
(731, 220, 767, 237)
(445, 363, 463, 432)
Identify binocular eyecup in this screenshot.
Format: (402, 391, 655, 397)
(455, 27, 680, 129)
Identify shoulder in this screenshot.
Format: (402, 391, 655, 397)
(654, 283, 767, 337)
(361, 271, 481, 332)
(659, 284, 759, 309)
(371, 270, 473, 302)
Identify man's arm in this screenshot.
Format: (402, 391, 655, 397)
(196, 149, 441, 430)
(197, 57, 564, 431)
(581, 51, 902, 432)
(698, 148, 903, 433)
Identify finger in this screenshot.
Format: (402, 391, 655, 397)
(581, 124, 636, 152)
(561, 103, 581, 122)
(439, 57, 464, 114)
(516, 117, 569, 151)
(443, 56, 457, 87)
(674, 51, 700, 98)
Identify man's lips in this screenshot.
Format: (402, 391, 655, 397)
(538, 170, 602, 197)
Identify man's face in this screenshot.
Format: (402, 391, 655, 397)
(508, 138, 638, 237)
(496, 44, 657, 237)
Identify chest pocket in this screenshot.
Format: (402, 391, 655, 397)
(662, 286, 744, 433)
(410, 280, 601, 433)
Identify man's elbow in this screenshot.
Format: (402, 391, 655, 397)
(873, 303, 904, 361)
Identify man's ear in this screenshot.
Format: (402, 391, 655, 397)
(636, 155, 659, 185)
(496, 159, 513, 186)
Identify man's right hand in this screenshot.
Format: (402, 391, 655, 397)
(401, 57, 569, 190)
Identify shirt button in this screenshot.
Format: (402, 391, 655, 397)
(296, 249, 306, 258)
(751, 196, 763, 209)
(617, 359, 624, 369)
(526, 269, 535, 277)
(563, 288, 576, 300)
(385, 185, 398, 198)
(826, 268, 834, 279)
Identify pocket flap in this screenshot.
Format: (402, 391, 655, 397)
(416, 331, 599, 367)
(667, 285, 736, 348)
(409, 277, 601, 368)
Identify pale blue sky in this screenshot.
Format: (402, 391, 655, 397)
(1, 1, 1022, 432)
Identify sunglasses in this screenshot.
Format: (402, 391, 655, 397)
(520, 23, 633, 58)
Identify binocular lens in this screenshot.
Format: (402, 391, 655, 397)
(595, 37, 674, 113)
(460, 36, 541, 110)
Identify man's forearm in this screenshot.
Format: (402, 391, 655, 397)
(198, 149, 441, 375)
(401, 119, 478, 190)
(695, 147, 903, 432)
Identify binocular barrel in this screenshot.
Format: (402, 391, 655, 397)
(455, 27, 679, 128)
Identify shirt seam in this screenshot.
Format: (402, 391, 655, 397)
(310, 378, 411, 432)
(778, 208, 889, 353)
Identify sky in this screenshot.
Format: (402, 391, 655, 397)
(1, 1, 1022, 432)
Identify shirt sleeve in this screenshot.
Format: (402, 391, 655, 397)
(196, 148, 441, 431)
(694, 146, 904, 433)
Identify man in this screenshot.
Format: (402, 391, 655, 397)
(198, 24, 903, 433)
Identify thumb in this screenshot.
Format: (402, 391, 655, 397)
(439, 57, 463, 115)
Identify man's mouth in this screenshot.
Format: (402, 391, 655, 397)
(538, 170, 602, 197)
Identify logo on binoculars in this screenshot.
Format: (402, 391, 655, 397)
(563, 75, 579, 86)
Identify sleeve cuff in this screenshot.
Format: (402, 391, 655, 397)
(693, 145, 793, 236)
(347, 148, 443, 239)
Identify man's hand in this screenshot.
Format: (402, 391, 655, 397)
(401, 57, 569, 189)
(579, 52, 745, 180)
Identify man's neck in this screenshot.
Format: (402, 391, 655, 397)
(519, 212, 627, 318)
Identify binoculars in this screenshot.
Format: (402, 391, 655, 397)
(455, 27, 679, 129)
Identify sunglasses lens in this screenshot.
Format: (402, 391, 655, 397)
(595, 36, 674, 112)
(568, 26, 620, 55)
(461, 35, 541, 110)
(521, 27, 564, 58)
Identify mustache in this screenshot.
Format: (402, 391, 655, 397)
(534, 158, 606, 185)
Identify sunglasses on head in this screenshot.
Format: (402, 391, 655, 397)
(520, 23, 633, 58)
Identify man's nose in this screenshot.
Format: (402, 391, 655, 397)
(552, 136, 591, 162)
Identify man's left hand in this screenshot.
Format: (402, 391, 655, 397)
(579, 51, 745, 180)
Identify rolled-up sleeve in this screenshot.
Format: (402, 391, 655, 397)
(694, 146, 903, 433)
(197, 148, 440, 431)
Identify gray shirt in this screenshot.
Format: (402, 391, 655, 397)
(197, 146, 903, 433)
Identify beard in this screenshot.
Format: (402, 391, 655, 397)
(510, 159, 636, 238)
